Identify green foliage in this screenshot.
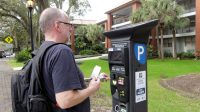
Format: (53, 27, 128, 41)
(0, 42, 6, 50)
(80, 59, 200, 111)
(0, 0, 91, 50)
(79, 50, 98, 55)
(75, 25, 104, 52)
(75, 37, 87, 49)
(68, 0, 91, 17)
(164, 51, 172, 57)
(75, 26, 88, 37)
(130, 0, 188, 59)
(75, 26, 90, 49)
(86, 24, 104, 44)
(130, 0, 187, 26)
(91, 44, 106, 54)
(147, 45, 158, 58)
(177, 50, 195, 59)
(147, 45, 153, 57)
(6, 58, 24, 68)
(15, 49, 31, 62)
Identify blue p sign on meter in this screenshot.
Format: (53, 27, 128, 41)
(134, 43, 146, 64)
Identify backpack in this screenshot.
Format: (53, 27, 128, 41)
(11, 42, 63, 112)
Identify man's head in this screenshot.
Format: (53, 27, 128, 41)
(39, 8, 72, 43)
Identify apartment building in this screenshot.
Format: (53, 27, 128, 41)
(103, 0, 200, 56)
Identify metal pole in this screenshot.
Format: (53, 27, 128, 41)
(29, 7, 34, 51)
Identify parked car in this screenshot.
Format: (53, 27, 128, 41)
(4, 51, 12, 56)
(0, 50, 5, 58)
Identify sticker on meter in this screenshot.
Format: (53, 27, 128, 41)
(135, 71, 146, 103)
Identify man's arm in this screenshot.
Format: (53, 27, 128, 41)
(55, 77, 100, 109)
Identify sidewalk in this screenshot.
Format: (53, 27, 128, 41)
(13, 54, 108, 71)
(0, 59, 14, 112)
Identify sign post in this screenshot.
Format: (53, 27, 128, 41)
(104, 20, 158, 112)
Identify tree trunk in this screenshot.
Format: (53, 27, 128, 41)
(38, 28, 41, 47)
(160, 28, 164, 59)
(156, 25, 161, 58)
(172, 28, 177, 58)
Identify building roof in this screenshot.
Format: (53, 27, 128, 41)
(105, 0, 140, 14)
(70, 19, 96, 25)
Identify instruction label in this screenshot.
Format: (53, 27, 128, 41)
(135, 71, 146, 103)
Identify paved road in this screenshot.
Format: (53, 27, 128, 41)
(0, 58, 14, 112)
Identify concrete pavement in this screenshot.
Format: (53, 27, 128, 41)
(0, 59, 14, 112)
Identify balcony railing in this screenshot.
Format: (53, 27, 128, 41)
(184, 7, 195, 13)
(113, 16, 130, 25)
(163, 26, 195, 35)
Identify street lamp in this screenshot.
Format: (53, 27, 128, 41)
(26, 0, 34, 51)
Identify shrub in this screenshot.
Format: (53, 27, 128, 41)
(91, 44, 105, 54)
(177, 50, 195, 59)
(164, 51, 172, 58)
(147, 45, 158, 58)
(15, 49, 31, 62)
(79, 50, 99, 55)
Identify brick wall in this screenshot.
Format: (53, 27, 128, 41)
(195, 0, 200, 56)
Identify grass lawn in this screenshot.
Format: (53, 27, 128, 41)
(79, 59, 200, 112)
(7, 58, 25, 68)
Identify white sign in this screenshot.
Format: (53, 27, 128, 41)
(135, 71, 146, 103)
(6, 44, 13, 48)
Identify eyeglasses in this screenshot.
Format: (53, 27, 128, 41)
(57, 21, 73, 27)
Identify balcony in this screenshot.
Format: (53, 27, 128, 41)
(113, 16, 130, 25)
(163, 26, 195, 35)
(184, 8, 195, 13)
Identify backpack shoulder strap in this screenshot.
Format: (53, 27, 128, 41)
(33, 42, 67, 96)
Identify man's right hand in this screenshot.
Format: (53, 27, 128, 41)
(88, 77, 100, 94)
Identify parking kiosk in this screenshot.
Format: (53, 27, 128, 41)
(104, 20, 158, 112)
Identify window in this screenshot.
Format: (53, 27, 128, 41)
(164, 39, 172, 47)
(185, 37, 195, 46)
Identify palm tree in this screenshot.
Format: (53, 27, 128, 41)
(167, 2, 189, 58)
(130, 0, 186, 59)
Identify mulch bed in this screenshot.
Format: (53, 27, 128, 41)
(160, 74, 200, 99)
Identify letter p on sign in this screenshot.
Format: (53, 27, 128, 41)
(134, 43, 146, 64)
(138, 46, 144, 60)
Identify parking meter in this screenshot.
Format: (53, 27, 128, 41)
(104, 20, 158, 112)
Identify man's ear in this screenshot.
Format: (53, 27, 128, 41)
(54, 22, 61, 32)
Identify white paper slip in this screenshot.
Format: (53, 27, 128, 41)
(90, 65, 101, 78)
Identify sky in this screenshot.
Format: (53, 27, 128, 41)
(77, 0, 130, 21)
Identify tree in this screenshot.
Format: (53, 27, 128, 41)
(167, 3, 189, 58)
(86, 24, 104, 44)
(0, 0, 91, 50)
(75, 25, 89, 49)
(130, 0, 187, 59)
(75, 24, 104, 50)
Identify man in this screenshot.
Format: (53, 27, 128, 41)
(39, 8, 100, 111)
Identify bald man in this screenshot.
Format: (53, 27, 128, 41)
(39, 8, 100, 112)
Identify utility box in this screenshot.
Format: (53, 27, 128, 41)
(104, 20, 158, 112)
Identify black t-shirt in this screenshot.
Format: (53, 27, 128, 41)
(41, 41, 90, 112)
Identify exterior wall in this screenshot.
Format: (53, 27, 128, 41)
(195, 0, 200, 56)
(132, 1, 141, 10)
(105, 0, 141, 48)
(163, 36, 195, 54)
(105, 14, 113, 48)
(104, 0, 198, 55)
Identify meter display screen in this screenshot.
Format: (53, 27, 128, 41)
(109, 51, 123, 62)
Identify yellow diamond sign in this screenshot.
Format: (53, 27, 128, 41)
(4, 36, 13, 44)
